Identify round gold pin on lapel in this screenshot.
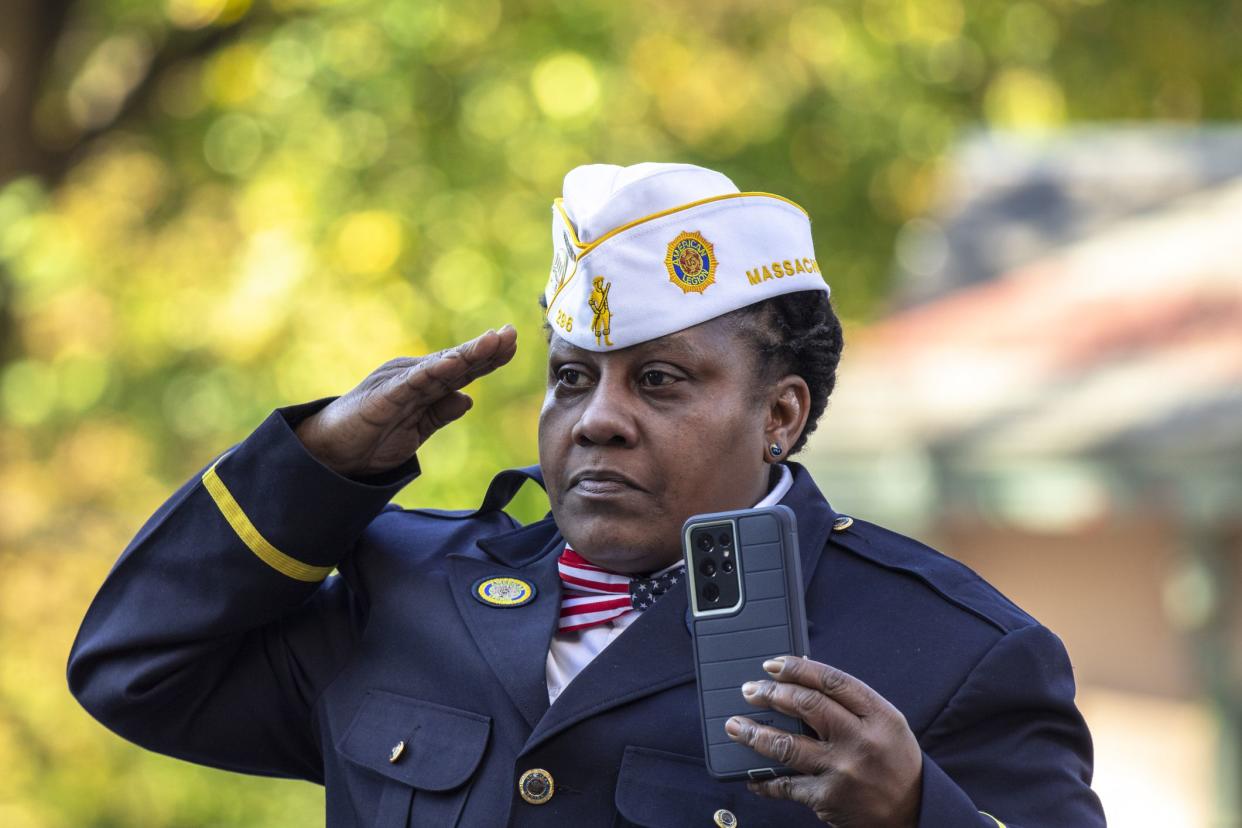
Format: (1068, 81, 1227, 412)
(472, 576, 536, 608)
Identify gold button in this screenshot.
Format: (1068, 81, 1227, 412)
(832, 516, 854, 532)
(714, 808, 738, 828)
(518, 768, 555, 805)
(388, 740, 405, 763)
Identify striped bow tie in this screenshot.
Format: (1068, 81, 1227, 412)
(557, 546, 686, 632)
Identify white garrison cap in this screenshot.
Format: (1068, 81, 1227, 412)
(544, 162, 829, 351)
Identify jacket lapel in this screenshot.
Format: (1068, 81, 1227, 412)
(447, 514, 562, 730)
(523, 578, 695, 752)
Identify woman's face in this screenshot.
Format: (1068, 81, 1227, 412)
(538, 315, 794, 573)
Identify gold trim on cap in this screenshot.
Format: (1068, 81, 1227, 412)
(546, 191, 807, 313)
(553, 191, 809, 255)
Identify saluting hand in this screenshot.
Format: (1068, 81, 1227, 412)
(725, 655, 923, 827)
(294, 325, 518, 477)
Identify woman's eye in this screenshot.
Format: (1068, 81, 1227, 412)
(640, 370, 673, 387)
(556, 368, 583, 386)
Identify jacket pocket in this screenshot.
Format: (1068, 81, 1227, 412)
(337, 690, 491, 828)
(613, 746, 810, 828)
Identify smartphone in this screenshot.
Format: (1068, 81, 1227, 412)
(683, 505, 811, 781)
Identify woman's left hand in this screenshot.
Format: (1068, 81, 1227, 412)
(723, 656, 923, 827)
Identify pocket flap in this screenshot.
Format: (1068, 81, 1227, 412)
(337, 690, 491, 791)
(615, 747, 739, 826)
(615, 746, 808, 827)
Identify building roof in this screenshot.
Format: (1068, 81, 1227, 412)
(817, 128, 1242, 473)
(895, 126, 1242, 307)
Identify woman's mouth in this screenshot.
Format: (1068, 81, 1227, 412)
(567, 469, 646, 497)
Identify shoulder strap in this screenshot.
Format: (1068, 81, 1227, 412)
(474, 465, 546, 514)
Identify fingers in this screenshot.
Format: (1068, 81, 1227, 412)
(429, 390, 473, 425)
(740, 673, 857, 743)
(456, 324, 518, 372)
(429, 325, 519, 384)
(762, 656, 877, 718)
(414, 391, 473, 442)
(724, 715, 830, 776)
(732, 658, 925, 826)
(745, 772, 830, 817)
(388, 325, 518, 406)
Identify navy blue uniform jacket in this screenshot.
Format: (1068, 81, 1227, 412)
(68, 398, 1106, 827)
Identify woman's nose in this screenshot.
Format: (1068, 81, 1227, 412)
(571, 378, 639, 448)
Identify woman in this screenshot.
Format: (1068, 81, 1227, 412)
(68, 163, 1106, 826)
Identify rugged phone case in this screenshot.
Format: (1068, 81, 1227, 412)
(683, 505, 810, 781)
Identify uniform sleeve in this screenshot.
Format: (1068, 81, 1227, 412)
(66, 397, 420, 783)
(914, 623, 1106, 827)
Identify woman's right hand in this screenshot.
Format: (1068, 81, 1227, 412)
(293, 325, 518, 478)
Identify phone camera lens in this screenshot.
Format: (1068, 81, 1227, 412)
(703, 583, 720, 603)
(719, 533, 732, 548)
(721, 559, 734, 574)
(696, 534, 714, 553)
(699, 560, 716, 578)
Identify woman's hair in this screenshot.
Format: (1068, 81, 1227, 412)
(723, 290, 843, 456)
(537, 289, 844, 456)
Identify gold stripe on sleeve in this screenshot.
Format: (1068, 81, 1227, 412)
(202, 460, 334, 582)
(980, 812, 1007, 827)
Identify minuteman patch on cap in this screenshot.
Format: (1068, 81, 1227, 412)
(544, 162, 829, 352)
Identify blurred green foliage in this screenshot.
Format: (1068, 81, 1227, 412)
(0, 0, 1238, 824)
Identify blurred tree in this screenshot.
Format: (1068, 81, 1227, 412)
(0, 0, 74, 185)
(0, 0, 1239, 824)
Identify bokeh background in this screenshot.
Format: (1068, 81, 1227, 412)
(2, 0, 1240, 825)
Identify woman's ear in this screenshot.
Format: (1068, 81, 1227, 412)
(764, 374, 811, 461)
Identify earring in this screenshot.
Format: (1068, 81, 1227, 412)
(769, 442, 783, 458)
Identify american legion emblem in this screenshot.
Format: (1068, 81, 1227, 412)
(665, 230, 716, 294)
(473, 576, 537, 608)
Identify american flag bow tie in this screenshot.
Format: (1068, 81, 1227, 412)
(557, 546, 686, 632)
